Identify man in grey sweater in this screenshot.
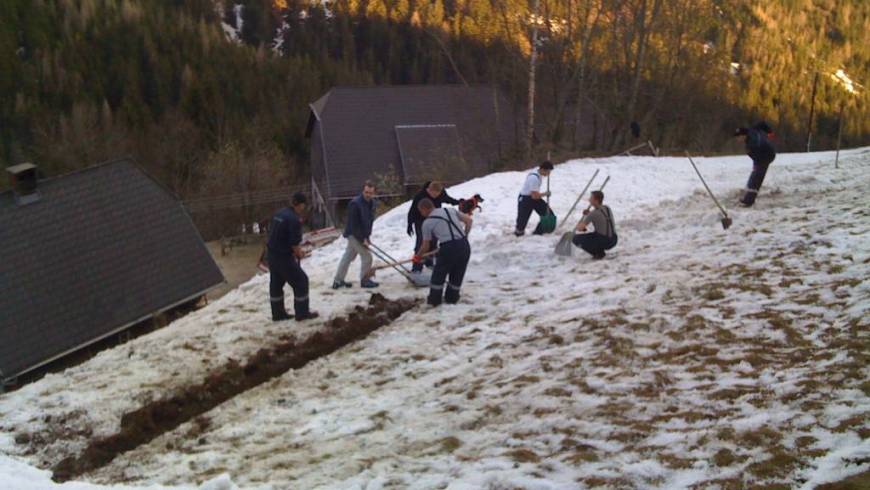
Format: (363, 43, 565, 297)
(572, 190, 618, 259)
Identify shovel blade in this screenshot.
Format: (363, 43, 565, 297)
(554, 232, 574, 256)
(407, 271, 431, 288)
(721, 216, 733, 230)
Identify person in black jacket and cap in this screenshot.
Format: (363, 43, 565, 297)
(735, 121, 777, 207)
(267, 192, 319, 321)
(407, 181, 460, 273)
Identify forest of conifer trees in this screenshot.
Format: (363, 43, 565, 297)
(1, 0, 867, 202)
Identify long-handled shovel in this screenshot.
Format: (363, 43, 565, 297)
(364, 249, 438, 281)
(555, 175, 610, 257)
(686, 151, 732, 230)
(557, 168, 600, 230)
(537, 174, 557, 234)
(365, 242, 433, 287)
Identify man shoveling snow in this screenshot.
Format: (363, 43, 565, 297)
(415, 198, 473, 306)
(735, 121, 777, 207)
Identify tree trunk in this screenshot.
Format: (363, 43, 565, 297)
(615, 0, 662, 151)
(835, 100, 845, 168)
(806, 70, 819, 152)
(527, 0, 541, 156)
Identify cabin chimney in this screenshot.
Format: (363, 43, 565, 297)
(6, 163, 41, 206)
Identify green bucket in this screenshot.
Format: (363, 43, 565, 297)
(537, 212, 557, 234)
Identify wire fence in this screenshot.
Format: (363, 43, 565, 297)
(183, 185, 309, 213)
(183, 186, 310, 241)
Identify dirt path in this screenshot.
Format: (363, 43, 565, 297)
(205, 240, 263, 301)
(50, 294, 418, 482)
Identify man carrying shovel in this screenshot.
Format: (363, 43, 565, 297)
(407, 181, 460, 274)
(332, 180, 379, 289)
(735, 121, 777, 207)
(514, 161, 556, 236)
(415, 198, 472, 306)
(573, 191, 618, 260)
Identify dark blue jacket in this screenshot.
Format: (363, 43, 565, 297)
(407, 181, 460, 233)
(343, 194, 375, 241)
(267, 207, 303, 256)
(745, 127, 776, 165)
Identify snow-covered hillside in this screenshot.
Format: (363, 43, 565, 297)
(1, 149, 868, 489)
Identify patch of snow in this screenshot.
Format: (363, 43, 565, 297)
(0, 454, 238, 489)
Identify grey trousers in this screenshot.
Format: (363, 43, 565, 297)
(333, 236, 373, 283)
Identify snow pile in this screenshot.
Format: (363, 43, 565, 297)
(1, 148, 868, 489)
(0, 453, 238, 490)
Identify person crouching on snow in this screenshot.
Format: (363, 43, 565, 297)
(414, 198, 472, 306)
(735, 121, 777, 207)
(573, 190, 617, 260)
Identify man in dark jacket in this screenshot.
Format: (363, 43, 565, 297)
(267, 192, 319, 321)
(735, 121, 777, 207)
(333, 181, 378, 289)
(407, 181, 460, 273)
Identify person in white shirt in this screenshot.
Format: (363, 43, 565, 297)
(514, 161, 554, 236)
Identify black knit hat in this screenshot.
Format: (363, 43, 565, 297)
(753, 121, 773, 133)
(540, 160, 554, 170)
(291, 192, 307, 205)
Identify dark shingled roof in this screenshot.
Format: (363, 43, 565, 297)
(0, 160, 224, 381)
(307, 85, 516, 199)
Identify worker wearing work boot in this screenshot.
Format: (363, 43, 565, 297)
(415, 198, 472, 306)
(407, 181, 460, 274)
(515, 160, 555, 236)
(267, 192, 319, 321)
(333, 180, 379, 289)
(735, 121, 777, 207)
(573, 190, 617, 260)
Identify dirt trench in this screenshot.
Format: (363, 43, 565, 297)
(51, 293, 419, 482)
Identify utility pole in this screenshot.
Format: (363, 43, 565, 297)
(527, 0, 540, 157)
(805, 70, 819, 152)
(834, 100, 845, 169)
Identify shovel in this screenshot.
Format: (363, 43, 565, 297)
(537, 174, 557, 234)
(365, 242, 434, 287)
(686, 152, 733, 230)
(557, 169, 600, 230)
(554, 232, 574, 256)
(364, 249, 438, 282)
(554, 175, 610, 257)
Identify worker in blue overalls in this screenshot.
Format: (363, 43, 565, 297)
(267, 192, 319, 321)
(414, 198, 473, 306)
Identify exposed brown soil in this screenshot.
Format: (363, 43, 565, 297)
(51, 293, 418, 482)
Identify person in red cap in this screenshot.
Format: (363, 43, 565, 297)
(734, 121, 777, 207)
